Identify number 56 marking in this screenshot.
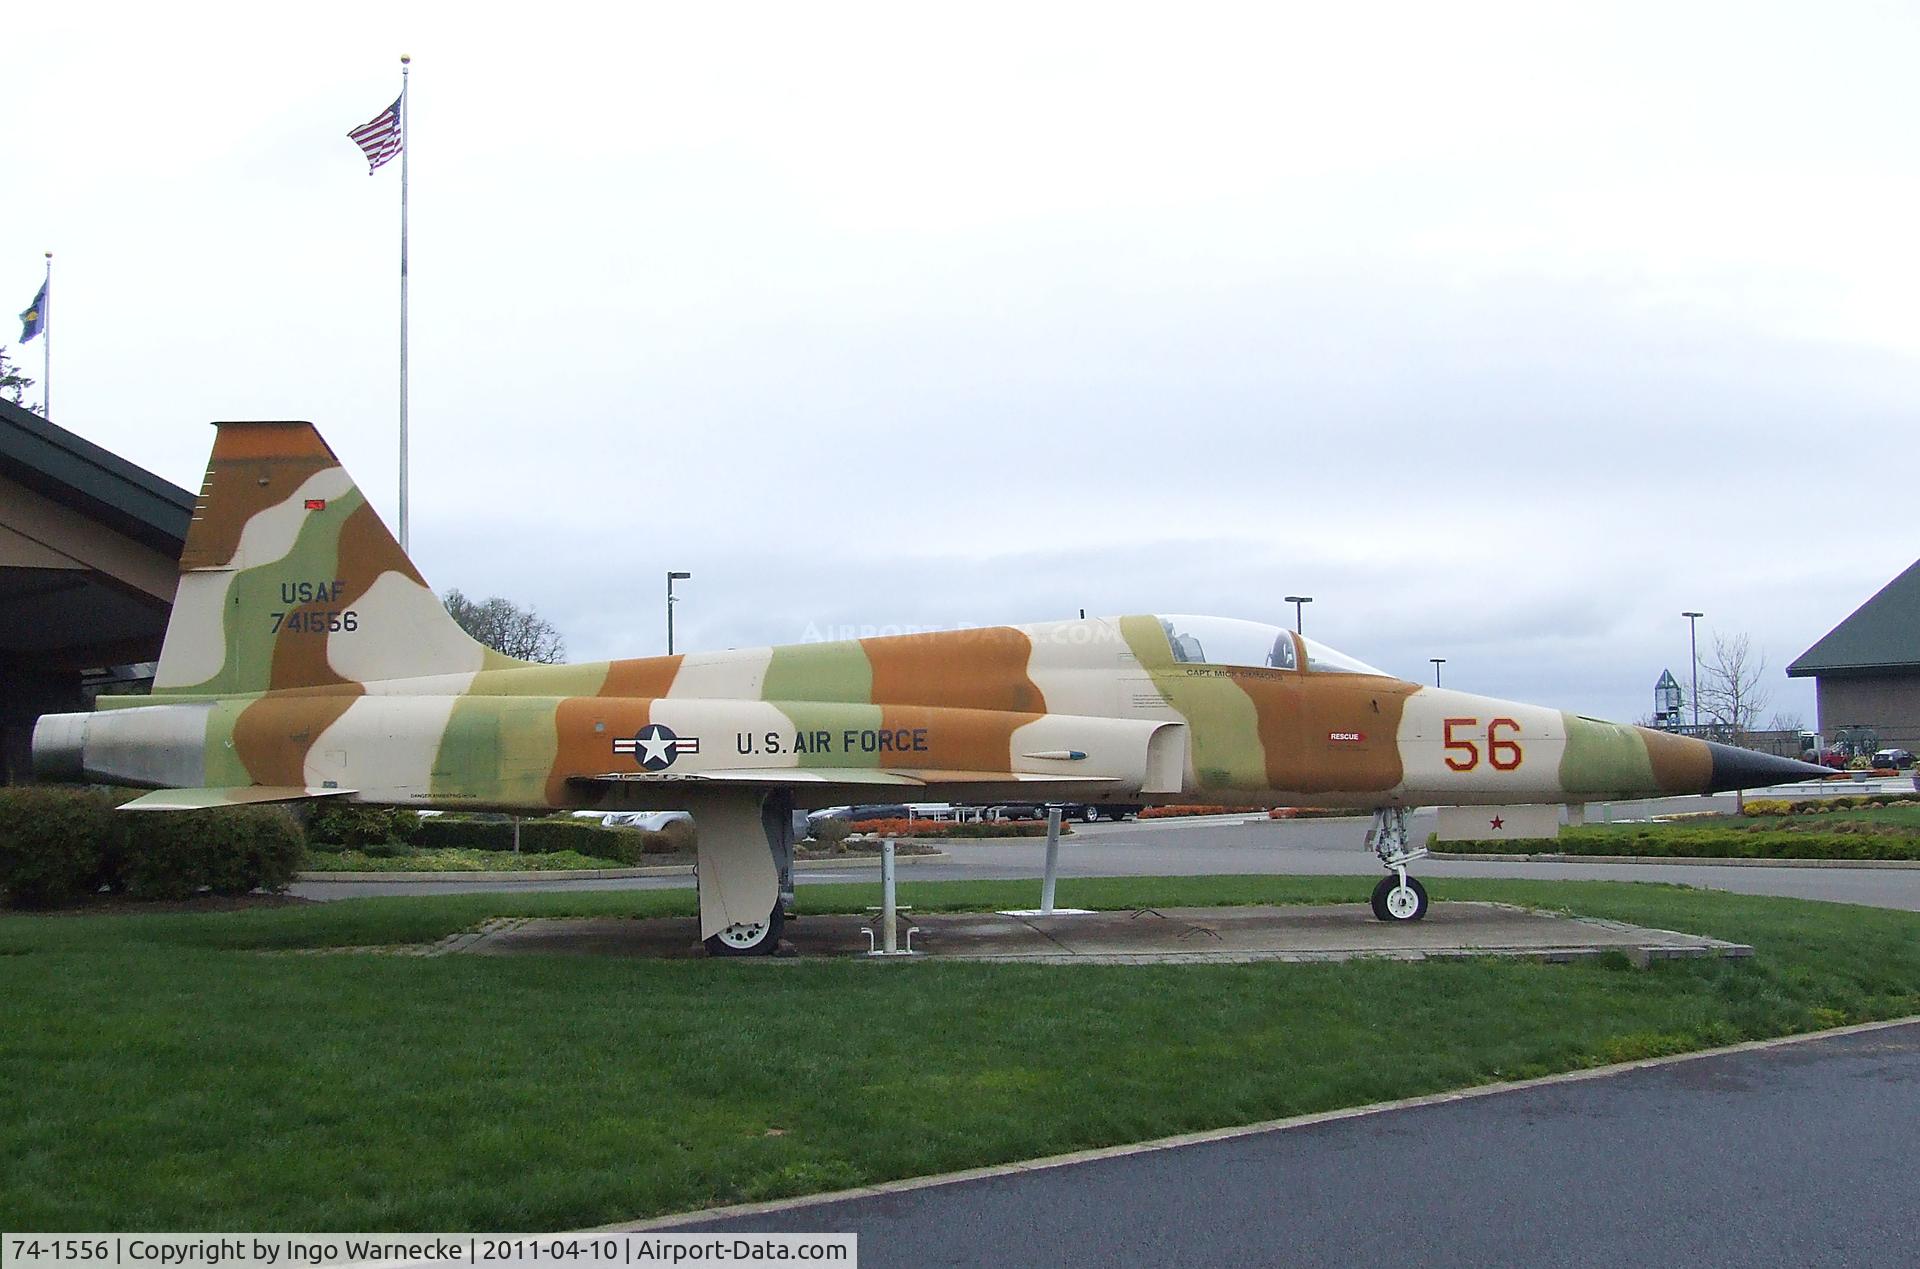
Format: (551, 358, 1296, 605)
(1443, 717, 1524, 771)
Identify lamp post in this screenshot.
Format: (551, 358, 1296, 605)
(1430, 657, 1446, 686)
(1284, 595, 1312, 634)
(1682, 611, 1703, 730)
(667, 571, 691, 654)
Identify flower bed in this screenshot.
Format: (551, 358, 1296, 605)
(846, 818, 1063, 839)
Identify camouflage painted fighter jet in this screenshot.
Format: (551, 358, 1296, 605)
(33, 421, 1827, 952)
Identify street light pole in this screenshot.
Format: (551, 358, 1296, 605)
(1430, 657, 1445, 686)
(667, 571, 691, 654)
(1284, 595, 1312, 634)
(1682, 611, 1703, 730)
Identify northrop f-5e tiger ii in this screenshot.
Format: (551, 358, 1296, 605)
(32, 421, 1827, 953)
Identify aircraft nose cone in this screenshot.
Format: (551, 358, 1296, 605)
(1704, 742, 1832, 794)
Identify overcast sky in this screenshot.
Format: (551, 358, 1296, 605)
(10, 1, 1916, 726)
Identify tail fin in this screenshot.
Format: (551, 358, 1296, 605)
(153, 420, 519, 695)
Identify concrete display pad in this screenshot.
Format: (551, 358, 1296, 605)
(452, 903, 1751, 967)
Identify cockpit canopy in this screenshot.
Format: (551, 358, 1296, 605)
(1156, 615, 1389, 677)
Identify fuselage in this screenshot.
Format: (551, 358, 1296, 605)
(39, 613, 1776, 813)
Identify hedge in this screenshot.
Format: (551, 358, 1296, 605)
(1742, 793, 1920, 816)
(0, 789, 305, 907)
(1431, 826, 1920, 862)
(411, 816, 685, 862)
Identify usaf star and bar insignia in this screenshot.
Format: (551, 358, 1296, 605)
(613, 723, 701, 771)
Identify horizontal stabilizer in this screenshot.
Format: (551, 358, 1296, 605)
(118, 786, 358, 812)
(571, 768, 1121, 788)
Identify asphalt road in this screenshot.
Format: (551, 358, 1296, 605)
(662, 1020, 1920, 1268)
(293, 788, 1920, 911)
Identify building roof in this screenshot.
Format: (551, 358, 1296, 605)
(0, 398, 193, 554)
(1788, 558, 1920, 678)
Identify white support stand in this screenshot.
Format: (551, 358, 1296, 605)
(864, 839, 918, 957)
(1041, 807, 1062, 913)
(1000, 807, 1092, 917)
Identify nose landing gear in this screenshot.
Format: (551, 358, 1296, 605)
(1365, 807, 1429, 922)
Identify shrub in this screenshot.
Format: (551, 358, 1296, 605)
(1430, 824, 1920, 862)
(810, 818, 853, 847)
(306, 803, 418, 848)
(0, 787, 127, 909)
(1139, 805, 1263, 819)
(119, 806, 306, 899)
(591, 827, 688, 864)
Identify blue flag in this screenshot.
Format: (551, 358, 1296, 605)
(19, 281, 46, 342)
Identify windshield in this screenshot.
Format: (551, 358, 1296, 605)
(1154, 615, 1389, 676)
(1157, 615, 1296, 670)
(1299, 635, 1388, 676)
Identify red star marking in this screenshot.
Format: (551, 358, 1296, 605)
(1489, 816, 1505, 830)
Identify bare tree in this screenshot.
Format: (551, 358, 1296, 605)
(1697, 633, 1770, 748)
(443, 589, 566, 663)
(0, 347, 39, 414)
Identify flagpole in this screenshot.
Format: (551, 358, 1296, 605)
(41, 252, 50, 422)
(398, 55, 411, 553)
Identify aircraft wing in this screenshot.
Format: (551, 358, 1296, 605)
(118, 786, 359, 811)
(569, 769, 1120, 788)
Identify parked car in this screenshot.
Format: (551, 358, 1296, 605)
(1873, 748, 1915, 771)
(1052, 802, 1143, 824)
(983, 802, 1141, 823)
(569, 809, 692, 831)
(806, 804, 914, 830)
(613, 810, 694, 832)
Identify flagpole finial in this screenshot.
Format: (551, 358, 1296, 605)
(401, 54, 411, 65)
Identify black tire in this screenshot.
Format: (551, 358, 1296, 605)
(703, 904, 787, 956)
(1081, 806, 1100, 824)
(1370, 875, 1428, 922)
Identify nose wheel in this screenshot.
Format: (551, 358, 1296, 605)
(1365, 807, 1430, 922)
(1371, 873, 1429, 922)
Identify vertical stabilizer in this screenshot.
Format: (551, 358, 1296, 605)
(153, 420, 521, 694)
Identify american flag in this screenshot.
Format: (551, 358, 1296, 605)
(347, 96, 403, 173)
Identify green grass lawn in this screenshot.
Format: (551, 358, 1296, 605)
(4, 875, 1917, 1231)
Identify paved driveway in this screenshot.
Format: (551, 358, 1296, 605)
(657, 1020, 1920, 1267)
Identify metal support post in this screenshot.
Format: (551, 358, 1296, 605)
(864, 838, 918, 956)
(881, 838, 898, 954)
(1041, 807, 1062, 913)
